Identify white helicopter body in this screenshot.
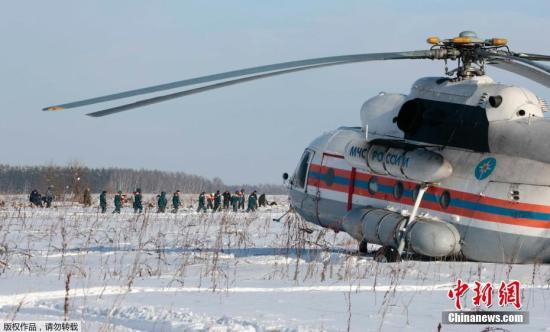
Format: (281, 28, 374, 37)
(289, 75, 550, 263)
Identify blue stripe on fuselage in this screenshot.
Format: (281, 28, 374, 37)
(308, 170, 550, 222)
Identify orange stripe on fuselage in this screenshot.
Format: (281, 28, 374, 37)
(306, 162, 550, 229)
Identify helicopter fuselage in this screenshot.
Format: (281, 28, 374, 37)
(288, 75, 550, 263)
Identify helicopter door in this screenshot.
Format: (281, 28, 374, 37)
(347, 167, 357, 211)
(315, 153, 352, 225)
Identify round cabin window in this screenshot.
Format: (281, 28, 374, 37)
(439, 191, 451, 209)
(368, 177, 379, 195)
(393, 182, 404, 200)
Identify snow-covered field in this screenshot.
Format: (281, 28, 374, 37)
(0, 195, 548, 331)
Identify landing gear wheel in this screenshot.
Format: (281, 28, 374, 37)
(374, 247, 402, 263)
(358, 240, 368, 254)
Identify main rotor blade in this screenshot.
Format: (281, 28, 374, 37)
(86, 61, 356, 117)
(508, 55, 550, 74)
(480, 49, 550, 88)
(43, 50, 434, 111)
(512, 52, 550, 62)
(482, 50, 550, 74)
(487, 58, 550, 88)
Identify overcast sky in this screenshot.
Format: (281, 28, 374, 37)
(1, 1, 550, 185)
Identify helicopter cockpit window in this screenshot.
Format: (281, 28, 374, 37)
(293, 150, 312, 189)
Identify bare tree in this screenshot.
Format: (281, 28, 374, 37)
(0, 163, 286, 194)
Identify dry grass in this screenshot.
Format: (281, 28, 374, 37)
(0, 195, 548, 331)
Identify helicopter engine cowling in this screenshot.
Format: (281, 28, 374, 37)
(345, 140, 453, 183)
(341, 208, 461, 258)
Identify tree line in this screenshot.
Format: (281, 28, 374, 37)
(0, 163, 286, 195)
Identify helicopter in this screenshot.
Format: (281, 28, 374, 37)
(44, 31, 550, 264)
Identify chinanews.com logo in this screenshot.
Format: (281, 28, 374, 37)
(442, 279, 529, 325)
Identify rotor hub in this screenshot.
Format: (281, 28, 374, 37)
(426, 31, 509, 79)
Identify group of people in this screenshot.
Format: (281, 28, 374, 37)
(100, 188, 145, 214)
(29, 187, 55, 208)
(152, 190, 180, 213)
(97, 188, 272, 214)
(29, 186, 273, 213)
(196, 190, 269, 213)
(29, 186, 93, 208)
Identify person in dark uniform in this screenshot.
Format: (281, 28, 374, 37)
(157, 191, 167, 213)
(113, 191, 122, 214)
(213, 190, 221, 212)
(197, 192, 206, 212)
(29, 189, 43, 207)
(258, 193, 267, 207)
(247, 191, 258, 212)
(231, 191, 240, 212)
(99, 190, 107, 213)
(222, 190, 231, 210)
(172, 190, 181, 213)
(134, 188, 143, 213)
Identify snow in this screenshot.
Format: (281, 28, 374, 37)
(0, 196, 548, 331)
